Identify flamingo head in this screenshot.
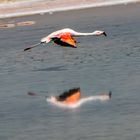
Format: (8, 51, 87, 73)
(93, 30, 107, 36)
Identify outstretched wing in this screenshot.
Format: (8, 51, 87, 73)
(60, 33, 76, 48)
(56, 87, 81, 104)
(52, 32, 77, 48)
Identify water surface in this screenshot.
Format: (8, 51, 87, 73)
(0, 3, 140, 140)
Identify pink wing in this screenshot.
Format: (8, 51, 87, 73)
(56, 32, 77, 48)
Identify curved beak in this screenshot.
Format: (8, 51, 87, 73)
(103, 31, 107, 36)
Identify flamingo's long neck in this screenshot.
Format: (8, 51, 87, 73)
(74, 32, 96, 36)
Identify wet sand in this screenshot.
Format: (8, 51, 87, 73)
(1, 1, 140, 29)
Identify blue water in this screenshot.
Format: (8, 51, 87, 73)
(0, 3, 140, 140)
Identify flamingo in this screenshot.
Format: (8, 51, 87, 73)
(24, 28, 107, 51)
(47, 87, 112, 107)
(27, 87, 112, 107)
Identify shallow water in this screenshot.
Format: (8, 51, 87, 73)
(0, 3, 140, 140)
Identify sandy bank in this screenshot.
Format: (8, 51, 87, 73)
(0, 0, 140, 19)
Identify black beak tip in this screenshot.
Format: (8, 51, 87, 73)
(103, 32, 107, 36)
(109, 91, 112, 99)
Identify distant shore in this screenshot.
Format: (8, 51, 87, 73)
(0, 0, 140, 19)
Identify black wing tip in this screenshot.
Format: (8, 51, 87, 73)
(68, 87, 80, 92)
(62, 87, 80, 96)
(57, 87, 80, 101)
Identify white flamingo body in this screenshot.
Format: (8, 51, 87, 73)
(41, 28, 106, 45)
(24, 28, 106, 51)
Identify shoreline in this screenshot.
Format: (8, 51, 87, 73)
(0, 0, 140, 19)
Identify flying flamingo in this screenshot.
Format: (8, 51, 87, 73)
(24, 28, 107, 51)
